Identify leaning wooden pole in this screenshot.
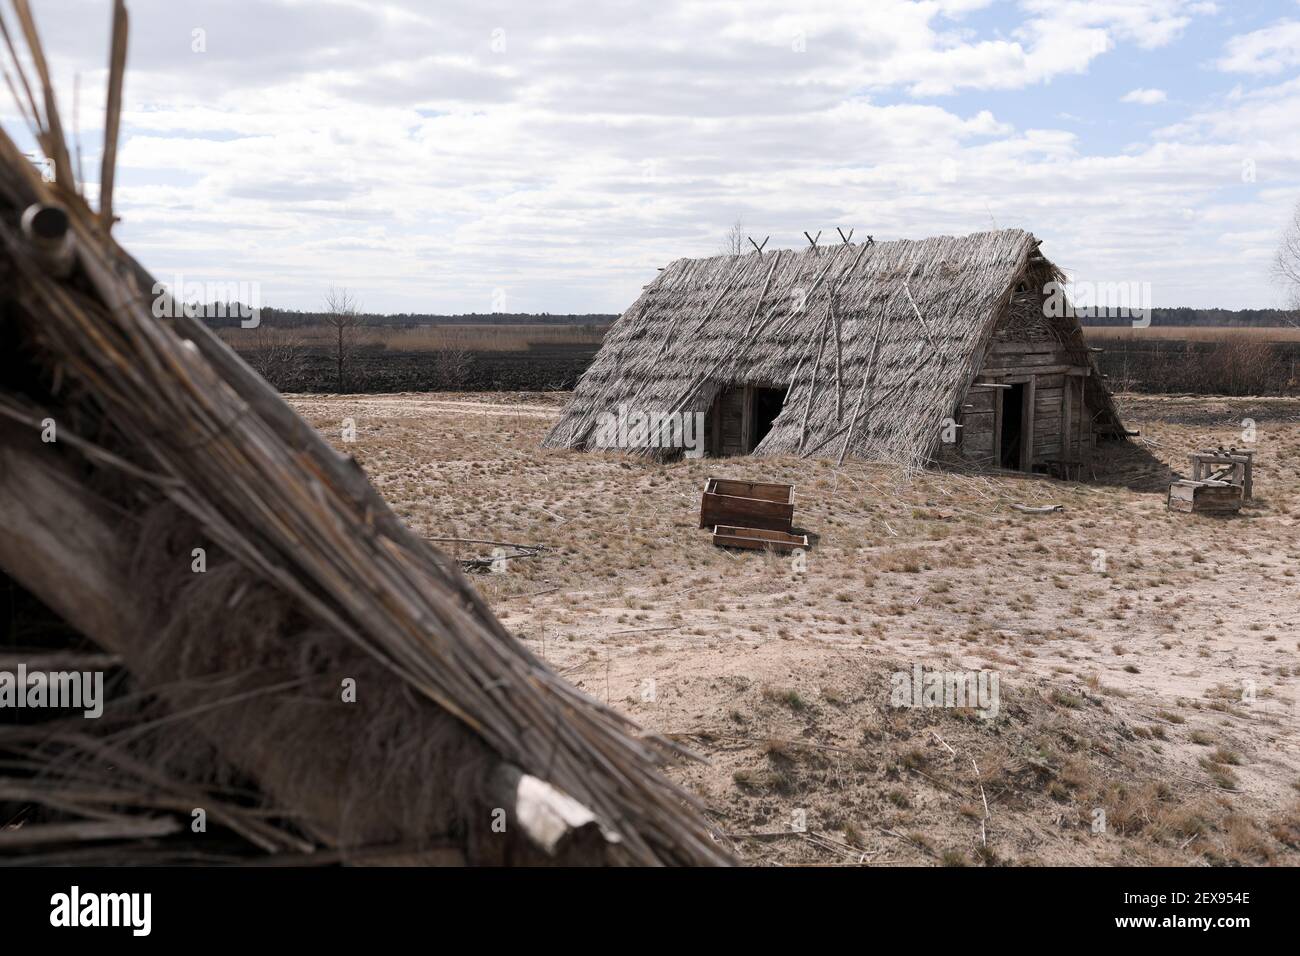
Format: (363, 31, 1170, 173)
(98, 0, 127, 231)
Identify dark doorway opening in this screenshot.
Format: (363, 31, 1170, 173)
(751, 387, 785, 450)
(1000, 383, 1025, 469)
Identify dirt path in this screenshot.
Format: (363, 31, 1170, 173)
(287, 394, 562, 420)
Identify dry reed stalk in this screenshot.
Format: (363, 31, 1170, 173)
(0, 0, 730, 866)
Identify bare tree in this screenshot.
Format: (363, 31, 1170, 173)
(323, 285, 361, 391)
(1276, 200, 1300, 327)
(721, 218, 746, 256)
(245, 322, 305, 391)
(434, 346, 474, 389)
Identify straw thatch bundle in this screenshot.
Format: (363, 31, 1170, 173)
(546, 230, 1121, 468)
(0, 0, 729, 865)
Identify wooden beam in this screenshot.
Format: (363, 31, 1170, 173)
(984, 363, 1089, 377)
(798, 317, 829, 451)
(1077, 384, 1088, 459)
(98, 0, 129, 231)
(1020, 376, 1036, 472)
(1062, 374, 1073, 460)
(993, 382, 1004, 466)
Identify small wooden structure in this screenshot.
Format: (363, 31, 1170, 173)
(1168, 479, 1242, 514)
(1189, 449, 1253, 500)
(711, 525, 809, 554)
(699, 478, 794, 533)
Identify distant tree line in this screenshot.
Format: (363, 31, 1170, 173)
(195, 303, 1297, 331)
(1079, 307, 1297, 328)
(199, 307, 617, 329)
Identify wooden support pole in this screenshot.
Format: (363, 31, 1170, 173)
(99, 0, 128, 231)
(836, 310, 887, 465)
(1021, 376, 1036, 472)
(837, 370, 870, 467)
(830, 292, 844, 421)
(993, 383, 1004, 465)
(902, 280, 938, 350)
(798, 315, 830, 451)
(1062, 374, 1074, 459)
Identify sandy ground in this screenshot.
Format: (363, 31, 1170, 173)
(289, 390, 1300, 866)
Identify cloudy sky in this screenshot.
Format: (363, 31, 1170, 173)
(9, 0, 1300, 313)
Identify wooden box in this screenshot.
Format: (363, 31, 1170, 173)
(711, 525, 809, 554)
(699, 478, 795, 533)
(1167, 479, 1242, 514)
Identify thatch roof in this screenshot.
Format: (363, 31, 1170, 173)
(0, 0, 728, 866)
(546, 229, 1122, 467)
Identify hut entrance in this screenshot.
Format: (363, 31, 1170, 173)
(1000, 382, 1025, 469)
(707, 385, 787, 456)
(750, 387, 785, 450)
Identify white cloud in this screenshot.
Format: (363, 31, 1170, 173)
(8, 0, 1290, 312)
(1217, 19, 1300, 74)
(1122, 88, 1168, 104)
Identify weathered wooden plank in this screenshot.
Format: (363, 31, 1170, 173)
(982, 349, 1067, 368)
(1021, 377, 1036, 471)
(1167, 480, 1242, 514)
(964, 436, 994, 457)
(712, 525, 808, 554)
(982, 362, 1085, 377)
(989, 339, 1059, 355)
(1062, 377, 1073, 459)
(993, 385, 1004, 465)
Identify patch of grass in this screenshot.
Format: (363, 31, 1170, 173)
(761, 685, 807, 712)
(1199, 759, 1239, 790)
(1052, 689, 1083, 709)
(1208, 746, 1242, 766)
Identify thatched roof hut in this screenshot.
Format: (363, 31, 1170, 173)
(0, 0, 728, 866)
(546, 230, 1125, 474)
